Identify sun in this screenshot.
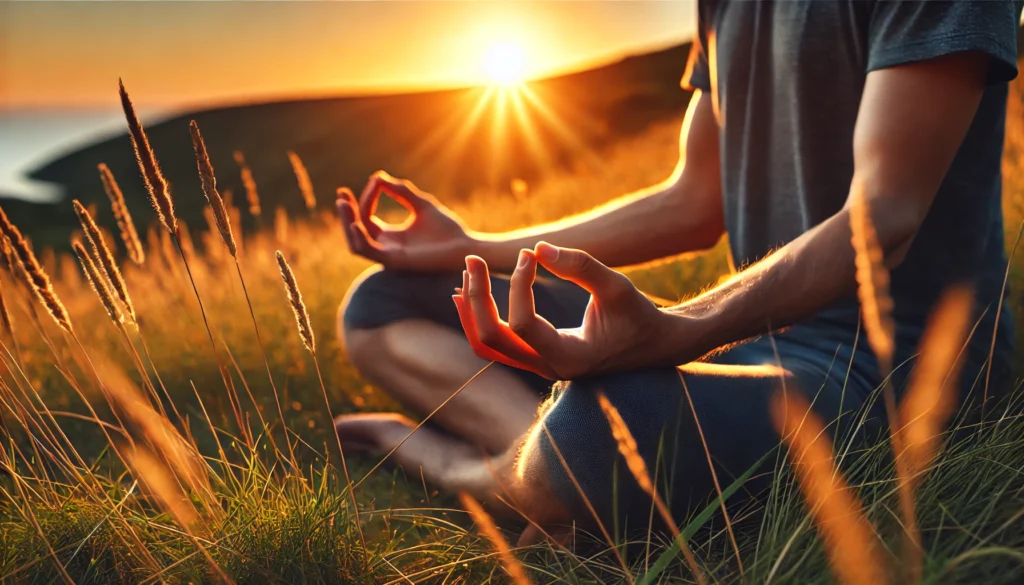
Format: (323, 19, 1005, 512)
(483, 41, 526, 86)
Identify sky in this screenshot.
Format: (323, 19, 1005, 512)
(1, 1, 697, 110)
(0, 1, 697, 200)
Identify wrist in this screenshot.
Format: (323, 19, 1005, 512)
(657, 304, 720, 364)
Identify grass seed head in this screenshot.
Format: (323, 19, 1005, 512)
(849, 189, 895, 372)
(72, 241, 124, 327)
(772, 391, 889, 585)
(276, 251, 315, 354)
(98, 163, 145, 265)
(73, 200, 136, 322)
(0, 209, 72, 332)
(287, 151, 317, 211)
(458, 492, 533, 585)
(900, 286, 973, 482)
(119, 79, 177, 234)
(234, 150, 262, 217)
(189, 121, 237, 257)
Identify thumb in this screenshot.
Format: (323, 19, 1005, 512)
(535, 242, 624, 296)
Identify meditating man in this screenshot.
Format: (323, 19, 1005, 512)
(335, 1, 1022, 542)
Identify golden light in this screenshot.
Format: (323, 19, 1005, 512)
(483, 41, 526, 86)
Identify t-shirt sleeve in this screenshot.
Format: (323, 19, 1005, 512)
(681, 2, 712, 91)
(867, 0, 1022, 85)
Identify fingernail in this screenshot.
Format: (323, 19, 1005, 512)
(536, 242, 558, 262)
(517, 249, 529, 269)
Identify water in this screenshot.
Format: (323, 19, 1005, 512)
(0, 109, 131, 202)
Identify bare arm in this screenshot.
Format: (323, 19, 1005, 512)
(474, 91, 723, 271)
(663, 52, 989, 360)
(456, 51, 991, 380)
(342, 91, 723, 273)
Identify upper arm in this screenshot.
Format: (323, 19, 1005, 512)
(669, 91, 724, 245)
(848, 0, 1021, 262)
(848, 51, 988, 261)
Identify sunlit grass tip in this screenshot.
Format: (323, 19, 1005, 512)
(119, 79, 177, 234)
(189, 121, 237, 258)
(771, 391, 889, 585)
(72, 241, 124, 327)
(234, 150, 262, 217)
(98, 163, 145, 265)
(849, 188, 895, 370)
(275, 250, 315, 354)
(596, 391, 707, 585)
(899, 285, 974, 483)
(287, 150, 317, 211)
(0, 207, 72, 332)
(72, 199, 136, 322)
(458, 492, 533, 585)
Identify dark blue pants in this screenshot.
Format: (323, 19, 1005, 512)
(343, 267, 898, 529)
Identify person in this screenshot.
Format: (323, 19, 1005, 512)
(335, 1, 1023, 544)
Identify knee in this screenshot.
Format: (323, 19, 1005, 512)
(338, 267, 390, 367)
(519, 370, 684, 526)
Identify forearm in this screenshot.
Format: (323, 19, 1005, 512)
(470, 178, 723, 271)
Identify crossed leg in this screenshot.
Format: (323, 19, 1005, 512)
(335, 266, 880, 538)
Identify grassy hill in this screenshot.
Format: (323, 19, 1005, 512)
(16, 43, 694, 246)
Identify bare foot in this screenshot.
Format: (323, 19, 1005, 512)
(334, 412, 418, 454)
(334, 412, 496, 495)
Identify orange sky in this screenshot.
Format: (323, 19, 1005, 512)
(1, 1, 696, 110)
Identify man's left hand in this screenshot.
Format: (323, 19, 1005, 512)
(453, 242, 681, 380)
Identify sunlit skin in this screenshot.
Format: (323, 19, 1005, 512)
(335, 51, 990, 543)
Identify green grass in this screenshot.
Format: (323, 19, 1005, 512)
(1, 72, 1024, 583)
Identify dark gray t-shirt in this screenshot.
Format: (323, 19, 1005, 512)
(683, 0, 1022, 372)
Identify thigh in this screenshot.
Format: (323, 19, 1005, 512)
(530, 337, 879, 532)
(341, 266, 592, 392)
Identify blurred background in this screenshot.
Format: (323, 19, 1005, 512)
(1, 1, 704, 244)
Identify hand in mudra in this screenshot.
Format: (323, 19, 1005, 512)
(338, 171, 473, 271)
(454, 242, 674, 380)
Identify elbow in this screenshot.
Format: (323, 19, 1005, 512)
(666, 177, 725, 250)
(852, 186, 932, 270)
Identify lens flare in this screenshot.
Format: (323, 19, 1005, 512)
(484, 42, 526, 86)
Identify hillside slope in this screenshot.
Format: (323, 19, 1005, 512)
(18, 43, 694, 243)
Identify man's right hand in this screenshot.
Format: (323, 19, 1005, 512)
(338, 172, 474, 271)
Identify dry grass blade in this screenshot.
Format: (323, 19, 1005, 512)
(127, 446, 199, 528)
(275, 249, 364, 551)
(275, 251, 315, 353)
(0, 275, 14, 342)
(287, 151, 317, 211)
(849, 187, 918, 581)
(98, 163, 145, 265)
(100, 359, 215, 510)
(771, 391, 888, 585)
(126, 446, 233, 583)
(72, 242, 124, 327)
(73, 200, 136, 322)
(458, 492, 533, 585)
(190, 121, 237, 258)
(596, 392, 707, 585)
(119, 79, 176, 234)
(234, 151, 262, 217)
(275, 206, 289, 244)
(0, 209, 72, 332)
(849, 190, 895, 371)
(900, 286, 973, 483)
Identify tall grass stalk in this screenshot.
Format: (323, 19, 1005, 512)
(275, 250, 366, 553)
(191, 120, 295, 468)
(119, 82, 251, 447)
(848, 189, 919, 580)
(596, 392, 707, 585)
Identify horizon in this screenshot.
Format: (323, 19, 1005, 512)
(0, 1, 697, 201)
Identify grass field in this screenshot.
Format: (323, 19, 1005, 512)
(0, 68, 1023, 584)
